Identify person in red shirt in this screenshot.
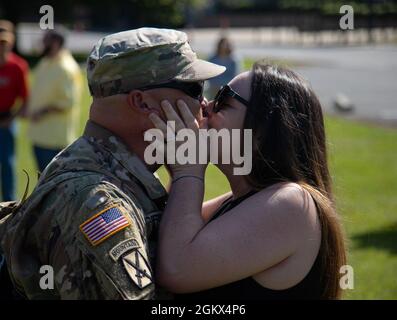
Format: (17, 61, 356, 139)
(0, 20, 29, 201)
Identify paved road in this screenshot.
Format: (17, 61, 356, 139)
(18, 24, 397, 124)
(192, 41, 397, 125)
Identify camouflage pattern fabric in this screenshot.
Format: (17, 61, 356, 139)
(87, 28, 225, 97)
(0, 120, 169, 300)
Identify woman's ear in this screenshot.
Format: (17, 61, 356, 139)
(127, 90, 152, 114)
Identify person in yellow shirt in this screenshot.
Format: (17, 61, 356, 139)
(28, 30, 82, 172)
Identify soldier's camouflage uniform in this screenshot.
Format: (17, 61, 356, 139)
(0, 27, 225, 300)
(0, 121, 167, 299)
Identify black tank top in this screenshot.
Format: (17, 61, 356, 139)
(176, 190, 324, 300)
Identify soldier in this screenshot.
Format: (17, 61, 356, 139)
(0, 28, 225, 299)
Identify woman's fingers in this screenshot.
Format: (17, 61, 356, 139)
(149, 113, 170, 136)
(161, 100, 185, 132)
(150, 99, 202, 147)
(199, 117, 208, 130)
(149, 112, 178, 143)
(176, 99, 199, 131)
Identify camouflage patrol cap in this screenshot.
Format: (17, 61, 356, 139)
(87, 27, 226, 97)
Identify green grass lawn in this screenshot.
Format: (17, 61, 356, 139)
(11, 73, 397, 300)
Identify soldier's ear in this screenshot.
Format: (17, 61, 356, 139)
(127, 90, 152, 114)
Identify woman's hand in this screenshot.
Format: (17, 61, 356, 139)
(148, 99, 209, 180)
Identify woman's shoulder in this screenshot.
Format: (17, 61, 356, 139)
(250, 183, 322, 290)
(254, 182, 319, 225)
(257, 181, 307, 201)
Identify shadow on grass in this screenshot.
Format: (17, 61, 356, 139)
(352, 223, 397, 255)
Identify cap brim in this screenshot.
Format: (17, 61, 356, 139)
(174, 59, 226, 82)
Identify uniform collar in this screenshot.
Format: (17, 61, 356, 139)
(83, 120, 166, 200)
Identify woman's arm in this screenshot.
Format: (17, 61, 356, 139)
(156, 182, 317, 293)
(163, 167, 231, 223)
(202, 192, 232, 223)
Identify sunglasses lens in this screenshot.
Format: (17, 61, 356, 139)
(179, 81, 203, 100)
(137, 81, 204, 100)
(191, 83, 203, 99)
(214, 86, 228, 112)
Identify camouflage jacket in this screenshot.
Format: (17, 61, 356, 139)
(0, 120, 168, 300)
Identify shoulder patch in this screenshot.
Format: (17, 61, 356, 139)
(109, 238, 140, 262)
(80, 204, 131, 246)
(85, 191, 109, 210)
(122, 249, 153, 289)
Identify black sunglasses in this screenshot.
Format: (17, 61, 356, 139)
(213, 85, 250, 113)
(137, 81, 204, 101)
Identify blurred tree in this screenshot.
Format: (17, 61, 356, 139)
(1, 0, 396, 31)
(0, 0, 209, 31)
(279, 0, 397, 15)
(211, 0, 397, 14)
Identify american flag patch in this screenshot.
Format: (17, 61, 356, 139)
(80, 205, 131, 246)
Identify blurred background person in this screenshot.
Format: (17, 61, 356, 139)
(207, 37, 239, 99)
(27, 30, 82, 172)
(0, 20, 29, 201)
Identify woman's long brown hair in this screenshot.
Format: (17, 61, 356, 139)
(244, 62, 347, 299)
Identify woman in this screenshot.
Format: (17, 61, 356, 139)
(207, 37, 239, 99)
(148, 62, 346, 299)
